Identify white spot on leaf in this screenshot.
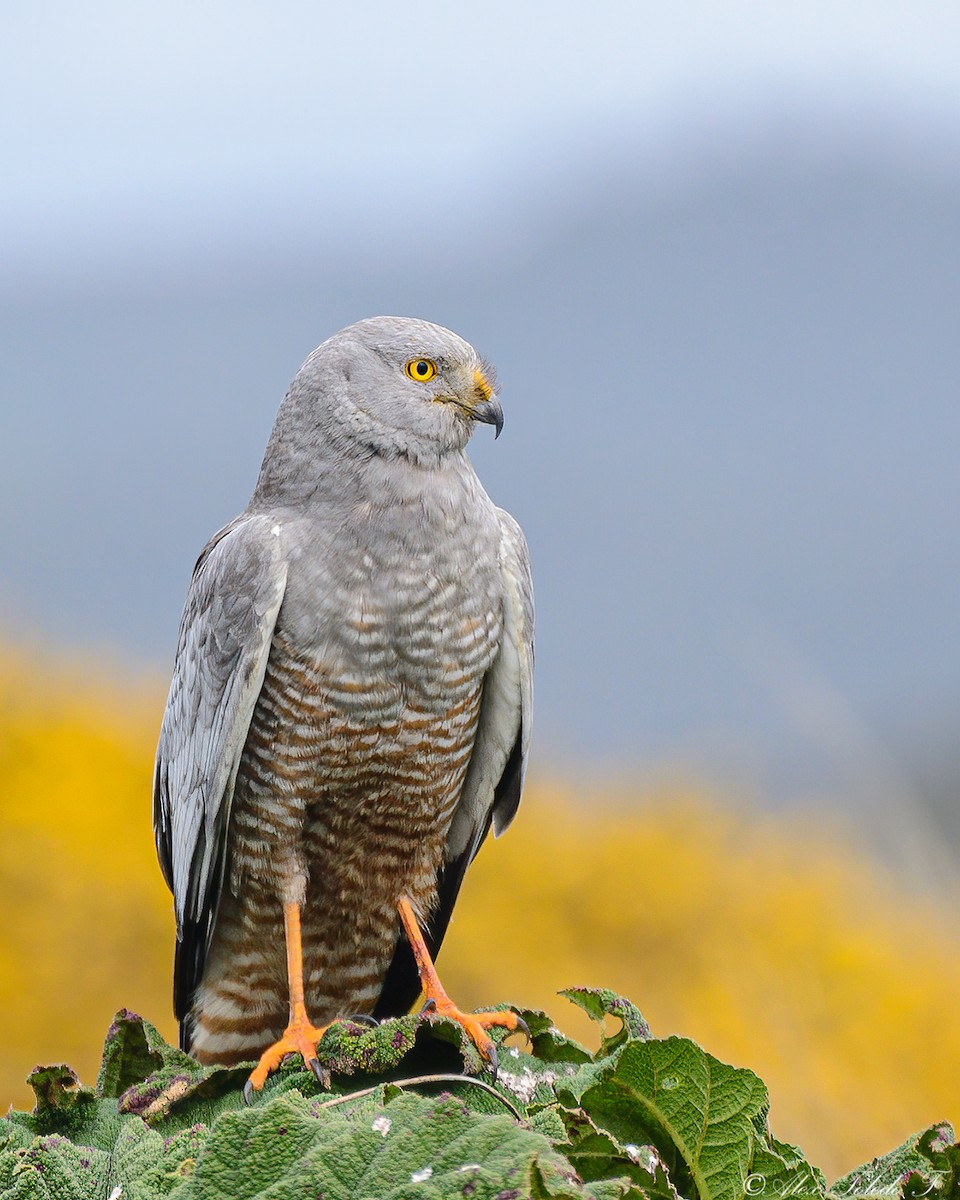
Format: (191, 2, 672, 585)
(497, 1067, 557, 1104)
(624, 1144, 658, 1174)
(371, 1115, 391, 1137)
(271, 524, 282, 536)
(411, 1166, 433, 1183)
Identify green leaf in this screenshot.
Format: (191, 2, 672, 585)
(560, 1107, 680, 1200)
(528, 1105, 570, 1142)
(170, 1088, 611, 1199)
(317, 1013, 420, 1076)
(116, 1062, 250, 1125)
(560, 989, 652, 1056)
(109, 1118, 210, 1199)
(518, 1007, 595, 1066)
(0, 1134, 111, 1200)
(19, 1064, 127, 1156)
(25, 1067, 94, 1123)
(560, 1035, 768, 1200)
(97, 1009, 195, 1098)
(747, 1132, 826, 1199)
(0, 1120, 34, 1159)
(909, 1124, 960, 1200)
(0, 1118, 205, 1200)
(94, 1010, 252, 1129)
(833, 1123, 959, 1199)
(492, 1051, 581, 1114)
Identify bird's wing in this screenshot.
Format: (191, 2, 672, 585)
(446, 508, 534, 855)
(373, 509, 533, 1018)
(153, 513, 288, 1025)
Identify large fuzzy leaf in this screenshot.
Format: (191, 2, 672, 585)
(833, 1122, 960, 1200)
(165, 1089, 622, 1200)
(558, 1036, 769, 1200)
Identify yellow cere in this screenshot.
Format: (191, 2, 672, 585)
(473, 368, 493, 401)
(404, 358, 438, 382)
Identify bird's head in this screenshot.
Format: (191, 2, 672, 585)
(285, 316, 503, 463)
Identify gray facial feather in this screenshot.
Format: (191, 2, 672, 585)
(252, 316, 497, 505)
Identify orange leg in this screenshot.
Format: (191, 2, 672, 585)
(398, 896, 527, 1074)
(243, 901, 329, 1101)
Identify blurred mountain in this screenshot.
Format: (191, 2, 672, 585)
(2, 119, 958, 838)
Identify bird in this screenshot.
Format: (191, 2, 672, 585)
(152, 316, 534, 1095)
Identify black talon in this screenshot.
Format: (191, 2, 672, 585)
(418, 997, 437, 1017)
(344, 1013, 378, 1027)
(487, 1042, 499, 1081)
(242, 1080, 255, 1106)
(309, 1057, 329, 1087)
(514, 1015, 530, 1041)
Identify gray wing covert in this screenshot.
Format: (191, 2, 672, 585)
(153, 514, 288, 1026)
(373, 508, 533, 1019)
(448, 507, 534, 856)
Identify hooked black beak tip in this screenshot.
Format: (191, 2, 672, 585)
(474, 397, 504, 438)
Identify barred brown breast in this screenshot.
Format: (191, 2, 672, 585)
(187, 555, 503, 1065)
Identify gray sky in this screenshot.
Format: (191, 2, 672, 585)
(5, 1, 960, 284)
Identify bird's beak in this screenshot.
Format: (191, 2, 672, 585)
(471, 369, 504, 438)
(472, 396, 504, 438)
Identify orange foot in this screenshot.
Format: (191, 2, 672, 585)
(398, 896, 529, 1076)
(420, 993, 528, 1076)
(242, 1004, 330, 1102)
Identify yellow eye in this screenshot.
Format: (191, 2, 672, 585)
(404, 357, 438, 382)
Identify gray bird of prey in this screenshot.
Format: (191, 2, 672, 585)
(153, 316, 534, 1094)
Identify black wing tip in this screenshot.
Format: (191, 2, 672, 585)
(491, 724, 524, 836)
(173, 918, 209, 1038)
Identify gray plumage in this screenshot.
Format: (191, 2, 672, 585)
(153, 316, 533, 1063)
